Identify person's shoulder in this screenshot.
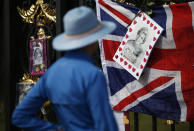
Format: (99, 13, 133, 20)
(80, 60, 100, 72)
(76, 60, 103, 74)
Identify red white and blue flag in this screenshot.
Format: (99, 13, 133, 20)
(96, 0, 194, 121)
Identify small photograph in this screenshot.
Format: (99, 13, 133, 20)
(122, 27, 148, 68)
(113, 12, 163, 79)
(16, 82, 35, 104)
(30, 39, 48, 75)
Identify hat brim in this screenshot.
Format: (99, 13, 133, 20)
(52, 21, 116, 51)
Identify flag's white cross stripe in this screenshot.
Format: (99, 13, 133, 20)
(96, 0, 112, 96)
(155, 5, 176, 49)
(103, 61, 123, 69)
(98, 38, 112, 96)
(102, 34, 123, 42)
(113, 111, 125, 131)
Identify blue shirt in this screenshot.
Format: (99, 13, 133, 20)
(12, 50, 118, 131)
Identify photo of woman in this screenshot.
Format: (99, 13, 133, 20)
(33, 47, 43, 66)
(122, 27, 148, 67)
(30, 39, 47, 75)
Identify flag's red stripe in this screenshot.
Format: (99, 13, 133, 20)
(113, 76, 174, 111)
(103, 39, 120, 61)
(170, 3, 194, 121)
(170, 3, 194, 49)
(98, 0, 132, 25)
(147, 46, 194, 70)
(180, 71, 194, 121)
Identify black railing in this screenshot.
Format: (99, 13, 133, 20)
(131, 112, 194, 131)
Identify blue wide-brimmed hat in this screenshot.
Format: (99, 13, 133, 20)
(52, 6, 116, 51)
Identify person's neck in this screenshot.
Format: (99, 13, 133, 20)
(80, 43, 97, 56)
(80, 48, 93, 56)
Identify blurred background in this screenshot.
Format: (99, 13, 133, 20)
(0, 0, 193, 131)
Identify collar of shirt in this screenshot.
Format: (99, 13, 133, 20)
(64, 49, 94, 64)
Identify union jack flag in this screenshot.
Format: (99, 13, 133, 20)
(96, 0, 194, 121)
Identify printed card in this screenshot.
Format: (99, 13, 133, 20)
(113, 12, 163, 79)
(30, 38, 48, 76)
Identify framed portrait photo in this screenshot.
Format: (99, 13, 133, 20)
(113, 12, 163, 80)
(30, 38, 48, 75)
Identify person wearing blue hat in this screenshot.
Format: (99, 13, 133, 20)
(12, 6, 118, 131)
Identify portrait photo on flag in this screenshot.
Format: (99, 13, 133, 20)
(96, 0, 194, 122)
(113, 12, 163, 79)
